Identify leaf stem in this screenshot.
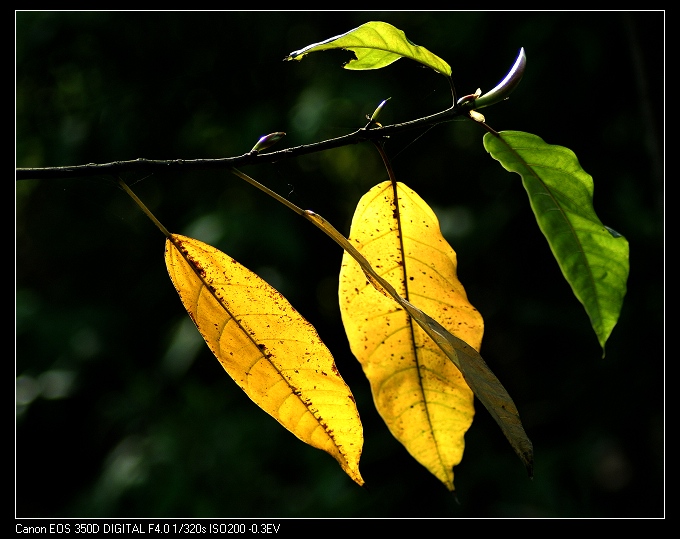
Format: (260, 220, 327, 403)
(229, 168, 305, 217)
(116, 178, 172, 238)
(447, 75, 458, 107)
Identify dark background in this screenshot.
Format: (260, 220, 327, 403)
(16, 11, 664, 518)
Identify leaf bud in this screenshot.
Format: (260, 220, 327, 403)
(250, 132, 286, 153)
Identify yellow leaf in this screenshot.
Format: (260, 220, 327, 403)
(165, 234, 364, 486)
(338, 181, 483, 491)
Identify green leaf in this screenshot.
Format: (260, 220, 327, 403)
(285, 21, 452, 76)
(483, 130, 630, 354)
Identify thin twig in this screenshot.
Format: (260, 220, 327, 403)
(16, 106, 468, 181)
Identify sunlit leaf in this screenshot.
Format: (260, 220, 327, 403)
(285, 21, 452, 76)
(228, 168, 533, 479)
(337, 180, 481, 490)
(165, 233, 364, 485)
(483, 131, 630, 354)
(306, 207, 533, 480)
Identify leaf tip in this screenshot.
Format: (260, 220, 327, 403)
(522, 444, 534, 479)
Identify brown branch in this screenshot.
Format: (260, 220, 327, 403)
(15, 106, 467, 181)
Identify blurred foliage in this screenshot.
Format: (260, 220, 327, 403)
(16, 11, 663, 517)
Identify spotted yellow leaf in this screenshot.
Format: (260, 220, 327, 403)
(339, 181, 483, 490)
(165, 234, 364, 485)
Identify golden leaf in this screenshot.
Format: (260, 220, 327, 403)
(338, 181, 483, 491)
(165, 233, 364, 485)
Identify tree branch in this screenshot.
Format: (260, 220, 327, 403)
(16, 106, 468, 181)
